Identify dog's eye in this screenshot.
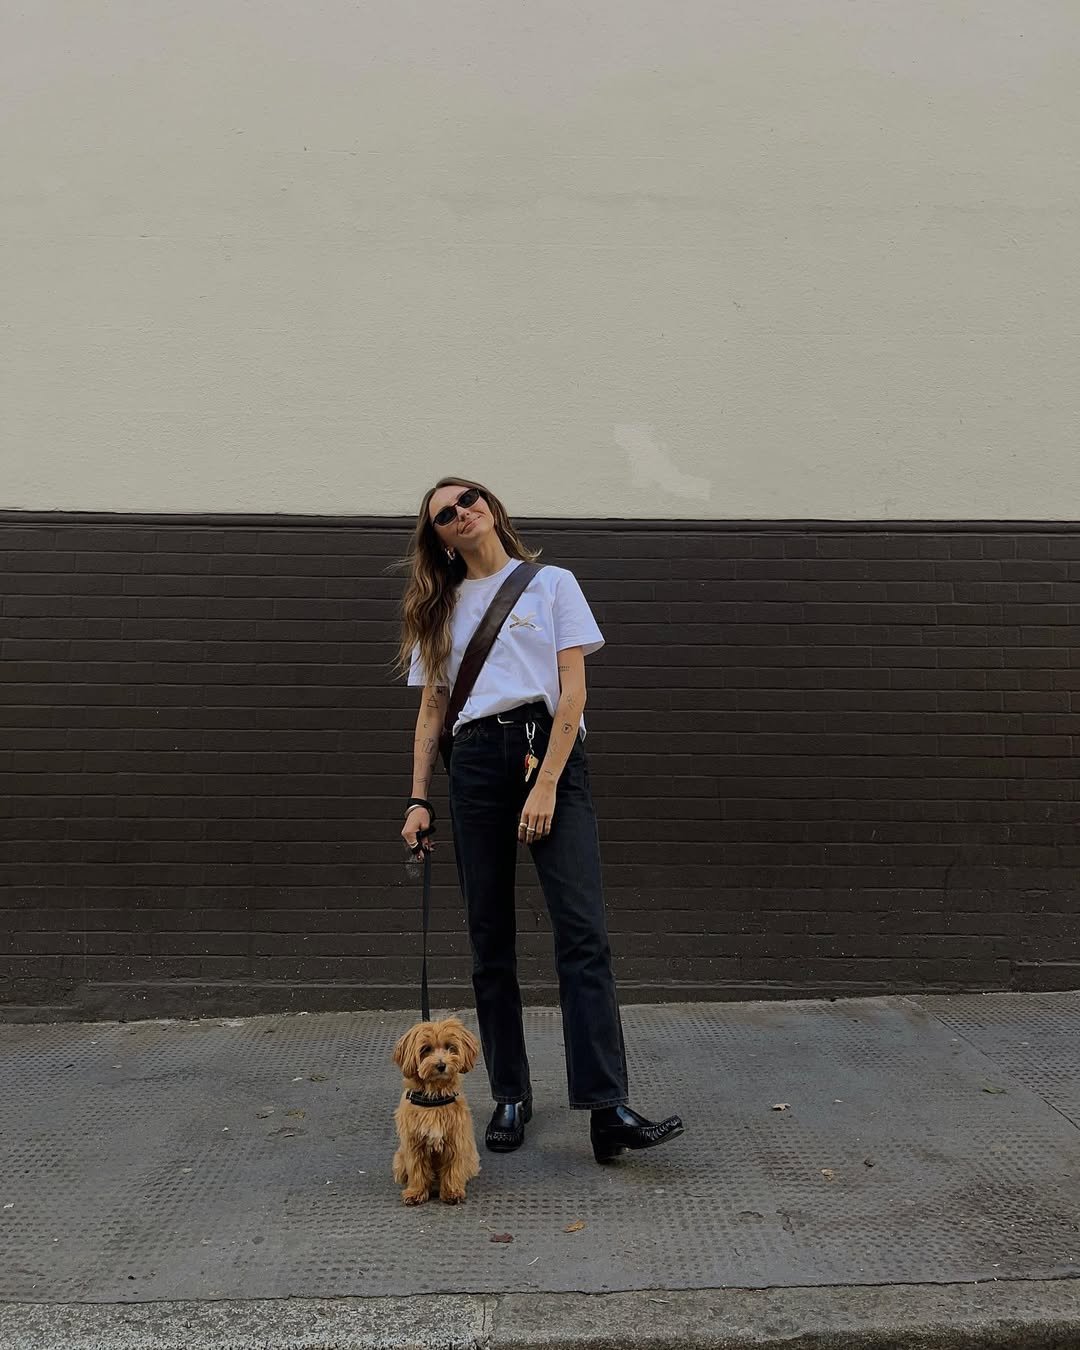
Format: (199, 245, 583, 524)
(446, 1044, 457, 1054)
(420, 1045, 431, 1056)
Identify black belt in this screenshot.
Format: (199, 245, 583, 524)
(459, 701, 551, 733)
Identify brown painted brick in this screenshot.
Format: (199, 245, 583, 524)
(2, 517, 1080, 1017)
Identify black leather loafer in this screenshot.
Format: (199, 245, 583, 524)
(590, 1105, 684, 1163)
(485, 1094, 533, 1152)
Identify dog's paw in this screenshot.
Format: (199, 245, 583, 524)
(440, 1188, 466, 1205)
(402, 1189, 430, 1206)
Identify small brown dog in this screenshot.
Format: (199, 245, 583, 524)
(392, 1017, 481, 1205)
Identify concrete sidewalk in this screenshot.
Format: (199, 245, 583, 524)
(2, 992, 1080, 1347)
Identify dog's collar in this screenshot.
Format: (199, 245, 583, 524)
(406, 1089, 459, 1108)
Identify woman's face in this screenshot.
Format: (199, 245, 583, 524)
(428, 483, 493, 551)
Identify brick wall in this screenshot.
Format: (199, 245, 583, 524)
(2, 516, 1079, 1020)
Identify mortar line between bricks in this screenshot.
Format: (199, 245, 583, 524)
(900, 994, 1080, 1134)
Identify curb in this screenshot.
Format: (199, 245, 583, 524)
(3, 1280, 1080, 1350)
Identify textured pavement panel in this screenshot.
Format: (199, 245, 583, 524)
(2, 995, 1080, 1303)
(910, 990, 1080, 1128)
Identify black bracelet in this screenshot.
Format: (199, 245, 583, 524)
(405, 797, 436, 821)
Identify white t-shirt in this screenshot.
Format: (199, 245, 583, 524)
(408, 559, 604, 737)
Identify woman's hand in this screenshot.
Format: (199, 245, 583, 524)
(402, 806, 435, 857)
(518, 782, 556, 844)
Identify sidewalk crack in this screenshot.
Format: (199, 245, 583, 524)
(475, 1293, 497, 1348)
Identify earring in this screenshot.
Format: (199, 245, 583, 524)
(445, 548, 456, 563)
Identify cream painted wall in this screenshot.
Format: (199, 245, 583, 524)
(3, 1, 1078, 519)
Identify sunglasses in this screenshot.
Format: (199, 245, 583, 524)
(431, 486, 482, 528)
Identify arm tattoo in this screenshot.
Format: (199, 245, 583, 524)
(413, 689, 446, 797)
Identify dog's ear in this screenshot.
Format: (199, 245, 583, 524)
(392, 1026, 419, 1076)
(458, 1025, 480, 1074)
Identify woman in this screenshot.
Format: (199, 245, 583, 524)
(395, 477, 683, 1163)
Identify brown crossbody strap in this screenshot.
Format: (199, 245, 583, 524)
(442, 561, 547, 749)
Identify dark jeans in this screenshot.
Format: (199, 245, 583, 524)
(448, 701, 629, 1109)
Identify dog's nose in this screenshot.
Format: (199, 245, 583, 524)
(435, 1061, 447, 1074)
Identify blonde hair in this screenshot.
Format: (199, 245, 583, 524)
(391, 476, 541, 687)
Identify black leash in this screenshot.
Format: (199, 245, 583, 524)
(418, 827, 434, 1022)
(406, 796, 438, 1022)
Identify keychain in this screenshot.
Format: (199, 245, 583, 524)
(524, 721, 539, 783)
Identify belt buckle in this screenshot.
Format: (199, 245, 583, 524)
(496, 713, 515, 725)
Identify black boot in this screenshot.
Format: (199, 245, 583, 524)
(485, 1094, 533, 1152)
(590, 1105, 684, 1163)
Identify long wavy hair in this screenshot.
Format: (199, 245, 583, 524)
(391, 476, 541, 686)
